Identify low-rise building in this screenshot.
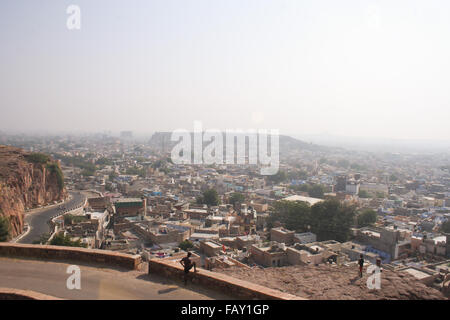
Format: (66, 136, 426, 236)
(250, 242, 287, 267)
(270, 227, 295, 245)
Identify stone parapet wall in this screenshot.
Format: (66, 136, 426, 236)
(0, 288, 62, 300)
(0, 243, 142, 270)
(148, 258, 304, 300)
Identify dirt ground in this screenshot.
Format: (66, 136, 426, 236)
(216, 264, 446, 300)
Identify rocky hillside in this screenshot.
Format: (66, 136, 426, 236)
(0, 145, 66, 238)
(217, 264, 446, 300)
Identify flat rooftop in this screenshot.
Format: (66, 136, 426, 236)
(190, 233, 219, 240)
(283, 195, 323, 206)
(115, 198, 143, 203)
(361, 230, 381, 238)
(403, 268, 431, 280)
(204, 241, 221, 248)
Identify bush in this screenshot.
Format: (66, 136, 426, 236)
(81, 168, 96, 177)
(49, 233, 87, 248)
(179, 240, 194, 251)
(25, 153, 50, 164)
(270, 199, 357, 242)
(63, 214, 88, 225)
(46, 163, 64, 189)
(267, 170, 287, 184)
(0, 216, 10, 242)
(125, 166, 146, 177)
(32, 232, 51, 244)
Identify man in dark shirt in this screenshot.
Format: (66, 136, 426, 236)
(358, 254, 364, 278)
(180, 252, 197, 285)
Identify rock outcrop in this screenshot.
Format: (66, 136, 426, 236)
(217, 264, 447, 300)
(0, 145, 66, 238)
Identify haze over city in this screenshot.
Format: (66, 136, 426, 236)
(1, 0, 450, 306)
(1, 0, 450, 148)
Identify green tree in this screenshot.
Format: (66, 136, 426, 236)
(81, 167, 96, 176)
(32, 232, 51, 244)
(390, 174, 398, 182)
(287, 170, 308, 180)
(229, 192, 245, 206)
(288, 183, 326, 198)
(308, 184, 325, 198)
(267, 170, 287, 184)
(270, 200, 311, 232)
(196, 196, 204, 205)
(25, 153, 50, 164)
(125, 166, 146, 177)
(202, 189, 220, 206)
(152, 160, 165, 169)
(441, 220, 450, 234)
(179, 240, 194, 251)
(46, 163, 64, 189)
(0, 215, 10, 242)
(96, 157, 113, 166)
(49, 233, 87, 248)
(358, 190, 371, 198)
(63, 214, 88, 225)
(309, 199, 357, 242)
(357, 209, 378, 227)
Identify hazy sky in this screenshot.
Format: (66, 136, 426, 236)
(1, 0, 450, 141)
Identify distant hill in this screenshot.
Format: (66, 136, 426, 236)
(148, 132, 336, 155)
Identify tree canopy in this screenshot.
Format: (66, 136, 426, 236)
(179, 240, 194, 251)
(441, 220, 450, 234)
(198, 189, 220, 206)
(309, 200, 357, 242)
(358, 190, 371, 198)
(357, 209, 378, 227)
(229, 192, 245, 206)
(25, 153, 50, 164)
(267, 170, 287, 184)
(269, 199, 357, 242)
(289, 183, 326, 199)
(49, 233, 87, 248)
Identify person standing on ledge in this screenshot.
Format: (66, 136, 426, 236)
(358, 254, 364, 278)
(180, 252, 197, 285)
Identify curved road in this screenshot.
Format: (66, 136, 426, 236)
(0, 257, 232, 299)
(18, 192, 86, 244)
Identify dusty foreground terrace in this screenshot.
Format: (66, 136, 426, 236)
(0, 257, 233, 300)
(216, 264, 447, 300)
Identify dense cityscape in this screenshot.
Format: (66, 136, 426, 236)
(1, 131, 449, 299)
(1, 0, 450, 307)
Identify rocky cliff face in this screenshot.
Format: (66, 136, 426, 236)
(0, 145, 66, 238)
(217, 264, 446, 300)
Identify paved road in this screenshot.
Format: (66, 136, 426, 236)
(0, 257, 232, 299)
(18, 192, 86, 244)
